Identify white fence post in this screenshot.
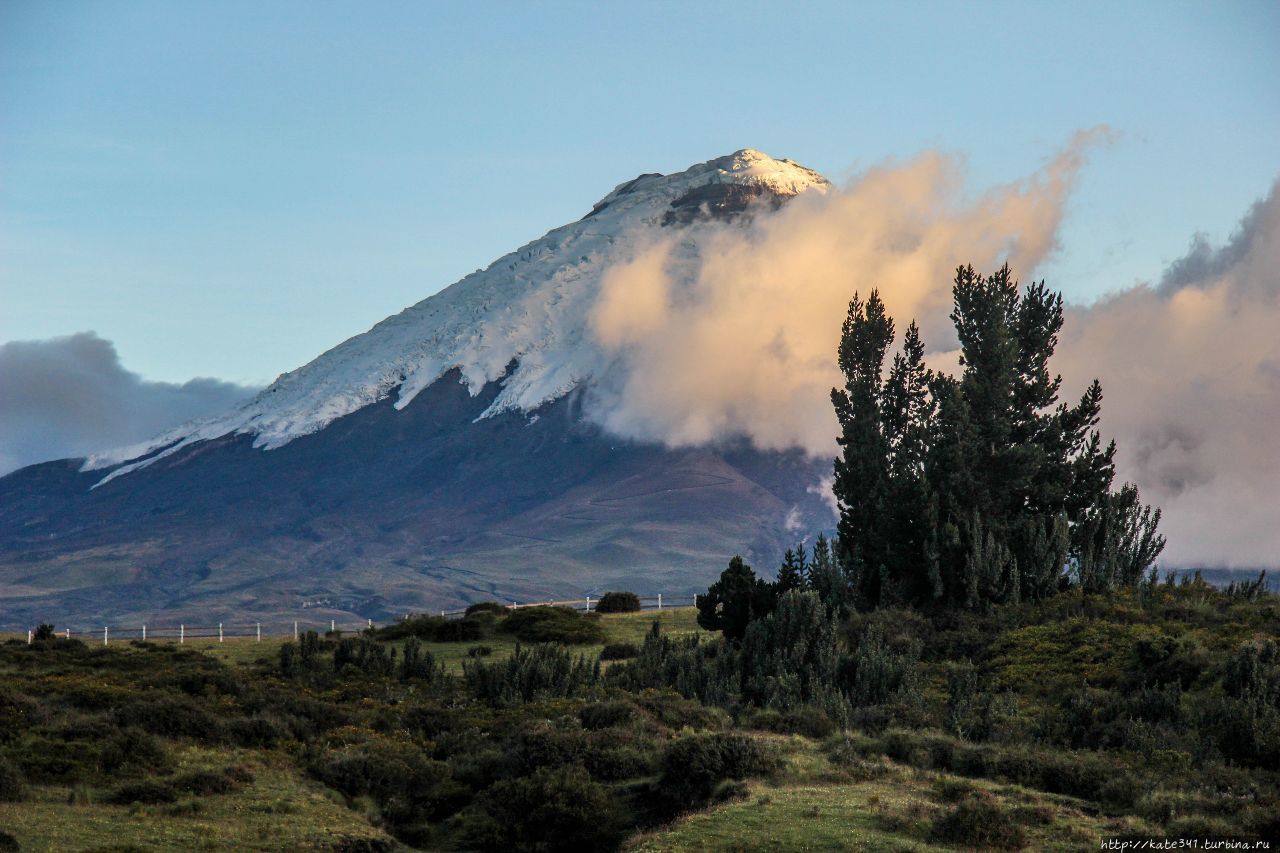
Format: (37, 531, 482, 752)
(219, 623, 223, 643)
(142, 624, 146, 642)
(330, 619, 335, 633)
(65, 628, 70, 640)
(103, 626, 108, 646)
(293, 621, 298, 640)
(180, 624, 184, 644)
(367, 618, 372, 630)
(26, 630, 31, 644)
(658, 593, 662, 611)
(586, 595, 591, 612)
(256, 622, 261, 642)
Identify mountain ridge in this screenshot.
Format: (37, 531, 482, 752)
(0, 150, 837, 627)
(84, 150, 829, 483)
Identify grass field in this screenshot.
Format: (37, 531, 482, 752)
(188, 605, 711, 673)
(0, 746, 393, 852)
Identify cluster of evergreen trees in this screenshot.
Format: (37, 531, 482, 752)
(830, 264, 1165, 610)
(700, 265, 1165, 625)
(696, 537, 841, 637)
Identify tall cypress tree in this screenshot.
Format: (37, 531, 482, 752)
(830, 264, 1164, 611)
(830, 291, 894, 607)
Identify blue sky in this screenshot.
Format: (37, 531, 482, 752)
(2, 0, 1277, 385)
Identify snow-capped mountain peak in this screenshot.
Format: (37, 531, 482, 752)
(84, 151, 831, 483)
(588, 149, 828, 218)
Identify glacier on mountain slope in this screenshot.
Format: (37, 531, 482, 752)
(84, 150, 830, 484)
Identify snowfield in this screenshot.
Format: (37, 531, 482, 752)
(84, 150, 829, 485)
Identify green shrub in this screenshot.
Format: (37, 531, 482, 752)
(113, 694, 224, 742)
(585, 742, 656, 781)
(11, 734, 101, 783)
(0, 690, 43, 743)
(399, 637, 439, 682)
(0, 755, 25, 802)
(501, 607, 606, 645)
(334, 637, 396, 677)
(173, 768, 242, 796)
(657, 732, 776, 804)
(368, 612, 484, 642)
(599, 642, 639, 661)
(165, 799, 204, 816)
(228, 715, 286, 748)
(466, 645, 493, 658)
(578, 701, 637, 730)
(1223, 638, 1280, 699)
(0, 830, 18, 853)
(1167, 814, 1242, 840)
(635, 691, 729, 731)
(931, 775, 977, 803)
(595, 592, 641, 613)
(1199, 692, 1280, 769)
(464, 602, 509, 618)
(825, 733, 883, 771)
(106, 779, 178, 805)
(462, 765, 626, 852)
(270, 693, 350, 740)
(931, 793, 1027, 850)
(401, 706, 455, 739)
(1130, 634, 1211, 689)
(371, 615, 448, 642)
(464, 644, 600, 705)
(509, 725, 588, 776)
(435, 619, 485, 642)
(743, 706, 836, 739)
(844, 624, 920, 708)
(446, 747, 512, 792)
(278, 642, 299, 678)
(99, 727, 171, 775)
(310, 739, 462, 837)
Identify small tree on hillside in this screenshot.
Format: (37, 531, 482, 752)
(776, 544, 807, 594)
(697, 556, 776, 641)
(594, 591, 641, 613)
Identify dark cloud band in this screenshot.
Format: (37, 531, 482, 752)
(0, 332, 258, 475)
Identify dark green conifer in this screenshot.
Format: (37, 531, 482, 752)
(830, 264, 1164, 611)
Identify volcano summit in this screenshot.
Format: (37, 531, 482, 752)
(0, 151, 836, 627)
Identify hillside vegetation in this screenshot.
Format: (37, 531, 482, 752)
(2, 579, 1277, 851)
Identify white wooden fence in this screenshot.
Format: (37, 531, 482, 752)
(21, 594, 699, 645)
(24, 619, 374, 646)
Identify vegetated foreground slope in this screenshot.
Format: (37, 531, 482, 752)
(3, 579, 1278, 852)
